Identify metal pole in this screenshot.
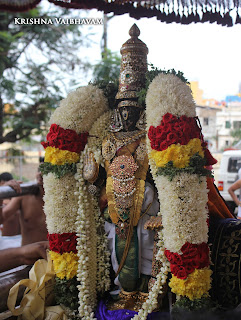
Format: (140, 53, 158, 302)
(19, 155, 22, 181)
(0, 182, 39, 200)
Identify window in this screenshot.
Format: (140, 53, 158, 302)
(228, 158, 241, 173)
(233, 121, 241, 129)
(225, 121, 231, 128)
(204, 117, 209, 126)
(225, 140, 229, 146)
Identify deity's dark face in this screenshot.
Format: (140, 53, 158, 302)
(119, 106, 142, 132)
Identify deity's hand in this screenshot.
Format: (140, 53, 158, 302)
(83, 151, 99, 183)
(144, 216, 162, 231)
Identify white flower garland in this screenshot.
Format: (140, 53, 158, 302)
(145, 72, 211, 305)
(75, 147, 111, 319)
(145, 73, 196, 128)
(42, 85, 110, 319)
(43, 172, 79, 234)
(93, 196, 111, 293)
(132, 228, 170, 320)
(156, 173, 209, 253)
(49, 85, 109, 133)
(88, 110, 111, 166)
(75, 154, 97, 319)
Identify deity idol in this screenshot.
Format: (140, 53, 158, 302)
(84, 24, 165, 311)
(9, 23, 239, 320)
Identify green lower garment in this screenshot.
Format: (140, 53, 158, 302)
(115, 226, 150, 292)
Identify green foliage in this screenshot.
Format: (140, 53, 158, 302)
(54, 277, 80, 311)
(172, 296, 218, 319)
(157, 153, 213, 181)
(230, 128, 241, 145)
(0, 6, 90, 144)
(137, 64, 189, 108)
(12, 173, 28, 182)
(39, 162, 77, 178)
(93, 49, 121, 83)
(91, 79, 119, 109)
(6, 147, 26, 164)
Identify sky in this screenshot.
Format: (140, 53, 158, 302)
(43, 1, 241, 102)
(80, 10, 241, 102)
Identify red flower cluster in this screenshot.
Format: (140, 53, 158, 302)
(165, 242, 210, 280)
(148, 113, 202, 151)
(41, 124, 88, 153)
(48, 232, 77, 254)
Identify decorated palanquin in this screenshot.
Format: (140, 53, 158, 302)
(7, 24, 241, 320)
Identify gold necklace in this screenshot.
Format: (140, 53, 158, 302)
(111, 130, 146, 149)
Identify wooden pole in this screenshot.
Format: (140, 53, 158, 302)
(0, 266, 31, 313)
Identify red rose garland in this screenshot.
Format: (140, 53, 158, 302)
(148, 113, 217, 166)
(165, 242, 210, 280)
(41, 124, 89, 153)
(148, 113, 202, 152)
(48, 232, 78, 254)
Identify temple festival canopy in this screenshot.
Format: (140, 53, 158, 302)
(0, 0, 240, 26)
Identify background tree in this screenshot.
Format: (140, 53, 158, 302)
(0, 6, 90, 144)
(231, 128, 241, 145)
(93, 49, 120, 82)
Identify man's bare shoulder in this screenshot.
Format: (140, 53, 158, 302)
(21, 192, 43, 204)
(4, 196, 22, 209)
(2, 196, 22, 220)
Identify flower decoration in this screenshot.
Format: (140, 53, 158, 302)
(169, 268, 212, 300)
(150, 138, 204, 169)
(165, 242, 210, 279)
(75, 153, 110, 319)
(43, 173, 79, 234)
(48, 233, 78, 254)
(41, 84, 109, 318)
(145, 73, 196, 128)
(87, 110, 112, 167)
(49, 85, 108, 134)
(42, 124, 88, 153)
(44, 147, 80, 166)
(49, 251, 79, 280)
(148, 113, 202, 151)
(146, 73, 214, 310)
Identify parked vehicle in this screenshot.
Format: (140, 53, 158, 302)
(218, 150, 241, 213)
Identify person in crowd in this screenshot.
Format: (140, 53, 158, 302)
(228, 179, 241, 219)
(0, 172, 21, 236)
(0, 179, 48, 273)
(0, 178, 22, 225)
(2, 170, 48, 245)
(0, 241, 49, 273)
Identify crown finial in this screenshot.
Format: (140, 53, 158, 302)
(115, 25, 148, 102)
(129, 24, 140, 38)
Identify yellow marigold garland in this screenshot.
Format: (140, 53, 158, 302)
(49, 251, 78, 280)
(150, 138, 204, 168)
(169, 268, 212, 300)
(45, 146, 80, 165)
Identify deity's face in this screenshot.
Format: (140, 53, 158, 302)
(119, 106, 142, 132)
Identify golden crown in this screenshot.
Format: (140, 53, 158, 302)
(115, 24, 149, 101)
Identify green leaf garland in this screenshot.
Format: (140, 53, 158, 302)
(137, 65, 189, 109)
(54, 277, 80, 311)
(39, 162, 77, 179)
(157, 153, 213, 181)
